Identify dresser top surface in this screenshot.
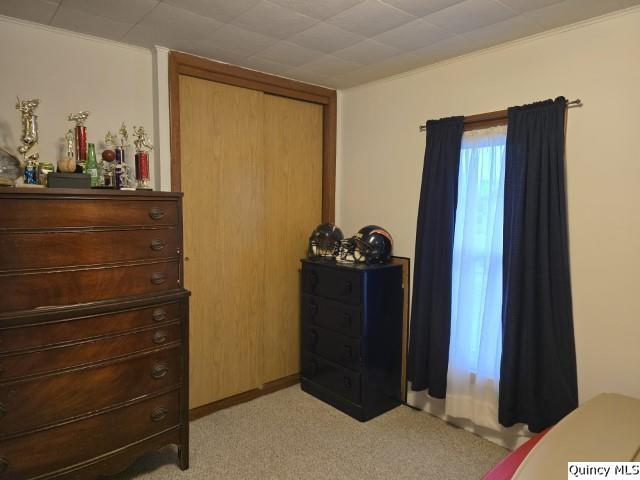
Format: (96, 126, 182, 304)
(0, 187, 183, 199)
(301, 257, 401, 271)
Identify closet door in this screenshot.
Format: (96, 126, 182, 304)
(179, 75, 265, 408)
(262, 95, 323, 383)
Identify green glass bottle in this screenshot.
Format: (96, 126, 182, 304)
(85, 143, 99, 187)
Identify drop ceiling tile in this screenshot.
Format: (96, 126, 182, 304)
(60, 0, 158, 24)
(374, 18, 453, 51)
(162, 0, 261, 22)
(424, 0, 516, 34)
(326, 0, 416, 37)
(288, 22, 364, 53)
(410, 35, 474, 64)
(232, 1, 319, 39)
(51, 6, 133, 40)
(462, 14, 545, 49)
(497, 0, 565, 14)
(137, 3, 222, 38)
(380, 0, 466, 17)
(124, 24, 204, 49)
(333, 39, 403, 63)
(296, 55, 362, 77)
(240, 55, 290, 74)
(257, 41, 323, 66)
(330, 53, 425, 87)
(188, 42, 249, 64)
(0, 0, 60, 25)
(523, 0, 629, 28)
(281, 67, 332, 86)
(268, 0, 365, 20)
(202, 24, 278, 56)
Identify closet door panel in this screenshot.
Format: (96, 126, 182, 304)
(262, 94, 323, 383)
(180, 75, 265, 408)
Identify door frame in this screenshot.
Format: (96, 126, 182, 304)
(168, 51, 337, 222)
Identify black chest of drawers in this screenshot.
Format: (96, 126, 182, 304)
(300, 258, 403, 421)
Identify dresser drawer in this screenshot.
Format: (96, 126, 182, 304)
(301, 264, 362, 305)
(303, 324, 361, 372)
(0, 346, 181, 436)
(0, 198, 178, 230)
(0, 390, 179, 479)
(302, 352, 361, 405)
(302, 294, 361, 337)
(0, 228, 179, 271)
(0, 302, 180, 354)
(0, 261, 180, 314)
(0, 323, 180, 381)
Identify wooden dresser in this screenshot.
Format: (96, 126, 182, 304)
(300, 258, 402, 421)
(0, 188, 189, 479)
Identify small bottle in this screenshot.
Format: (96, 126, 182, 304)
(85, 143, 99, 187)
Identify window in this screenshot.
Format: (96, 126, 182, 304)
(445, 125, 506, 429)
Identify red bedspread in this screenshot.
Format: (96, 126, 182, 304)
(482, 428, 551, 480)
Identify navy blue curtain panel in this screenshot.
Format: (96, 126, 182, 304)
(408, 116, 464, 398)
(500, 97, 578, 432)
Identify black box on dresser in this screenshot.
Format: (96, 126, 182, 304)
(0, 188, 189, 479)
(300, 257, 403, 421)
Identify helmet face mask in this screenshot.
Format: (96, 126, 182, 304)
(307, 223, 343, 258)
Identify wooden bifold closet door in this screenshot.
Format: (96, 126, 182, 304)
(179, 75, 322, 409)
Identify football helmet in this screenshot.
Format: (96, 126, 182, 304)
(352, 225, 393, 264)
(307, 223, 343, 258)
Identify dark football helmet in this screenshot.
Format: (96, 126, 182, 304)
(307, 223, 343, 258)
(352, 225, 393, 264)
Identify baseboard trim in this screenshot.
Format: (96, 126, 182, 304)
(189, 373, 300, 421)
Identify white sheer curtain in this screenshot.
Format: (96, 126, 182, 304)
(408, 125, 532, 449)
(445, 125, 506, 430)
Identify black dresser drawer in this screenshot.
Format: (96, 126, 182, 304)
(302, 352, 361, 404)
(303, 324, 361, 371)
(302, 294, 362, 337)
(301, 264, 362, 305)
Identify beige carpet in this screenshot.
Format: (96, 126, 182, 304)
(109, 386, 507, 480)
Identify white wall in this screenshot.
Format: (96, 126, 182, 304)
(0, 16, 156, 187)
(338, 7, 640, 404)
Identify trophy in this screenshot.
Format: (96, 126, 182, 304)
(68, 111, 90, 169)
(57, 129, 77, 173)
(132, 125, 153, 190)
(112, 123, 130, 189)
(16, 98, 40, 184)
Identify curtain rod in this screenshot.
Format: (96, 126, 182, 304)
(418, 99, 583, 132)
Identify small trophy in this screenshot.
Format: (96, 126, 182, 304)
(57, 129, 77, 173)
(68, 111, 90, 169)
(16, 97, 40, 184)
(132, 125, 153, 190)
(113, 123, 130, 189)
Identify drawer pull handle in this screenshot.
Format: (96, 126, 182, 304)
(343, 281, 352, 295)
(309, 329, 319, 346)
(0, 458, 8, 474)
(343, 377, 352, 389)
(153, 331, 168, 344)
(151, 362, 169, 379)
(149, 207, 165, 220)
(342, 313, 351, 327)
(343, 345, 353, 359)
(309, 271, 318, 287)
(309, 302, 318, 317)
(0, 403, 6, 417)
(150, 239, 166, 251)
(150, 407, 168, 422)
(151, 272, 166, 285)
(152, 308, 167, 322)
